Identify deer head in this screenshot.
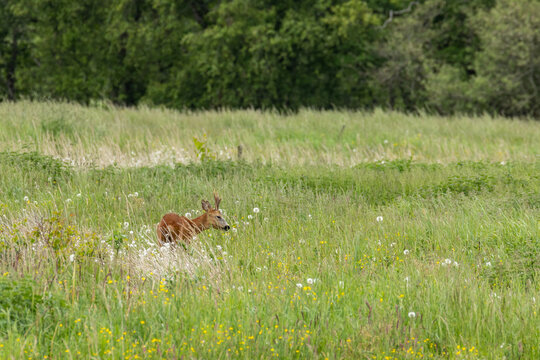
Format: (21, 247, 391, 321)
(201, 192, 230, 231)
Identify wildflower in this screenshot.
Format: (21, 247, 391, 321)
(130, 231, 134, 235)
(23, 196, 29, 202)
(264, 217, 269, 222)
(376, 216, 383, 223)
(403, 249, 410, 255)
(500, 161, 506, 165)
(308, 214, 312, 219)
(185, 213, 191, 218)
(253, 207, 260, 213)
(339, 281, 344, 287)
(134, 192, 139, 197)
(453, 261, 459, 267)
(296, 283, 302, 288)
(445, 259, 452, 265)
(76, 193, 82, 197)
(69, 254, 75, 262)
(256, 267, 261, 272)
(408, 312, 416, 318)
(217, 245, 222, 251)
(384, 139, 389, 144)
(66, 198, 72, 203)
(307, 278, 314, 285)
(248, 215, 253, 220)
(123, 222, 129, 229)
(486, 262, 492, 267)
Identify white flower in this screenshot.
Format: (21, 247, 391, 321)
(404, 276, 409, 282)
(223, 251, 227, 256)
(134, 192, 139, 197)
(264, 217, 269, 222)
(130, 231, 134, 235)
(500, 161, 506, 165)
(308, 214, 312, 219)
(123, 222, 129, 229)
(253, 207, 260, 213)
(232, 228, 237, 233)
(69, 254, 75, 262)
(485, 262, 492, 267)
(185, 213, 191, 218)
(453, 261, 459, 267)
(23, 196, 29, 202)
(408, 312, 416, 318)
(216, 245, 222, 251)
(296, 283, 302, 288)
(76, 193, 82, 197)
(390, 242, 396, 247)
(339, 281, 344, 287)
(383, 139, 389, 144)
(256, 267, 261, 272)
(248, 215, 253, 220)
(376, 216, 383, 223)
(403, 249, 410, 255)
(307, 278, 314, 285)
(445, 258, 452, 265)
(66, 198, 72, 203)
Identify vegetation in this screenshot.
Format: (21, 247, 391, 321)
(0, 101, 539, 358)
(1, 0, 539, 116)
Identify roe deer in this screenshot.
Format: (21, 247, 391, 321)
(157, 192, 230, 246)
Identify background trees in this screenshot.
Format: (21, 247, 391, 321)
(0, 0, 538, 116)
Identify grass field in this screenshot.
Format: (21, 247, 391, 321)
(0, 101, 539, 359)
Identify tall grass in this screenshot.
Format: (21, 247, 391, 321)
(0, 101, 538, 359)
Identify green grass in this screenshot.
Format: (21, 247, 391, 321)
(0, 101, 539, 359)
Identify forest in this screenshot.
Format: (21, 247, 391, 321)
(1, 0, 539, 116)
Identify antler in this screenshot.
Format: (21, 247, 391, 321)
(213, 191, 221, 210)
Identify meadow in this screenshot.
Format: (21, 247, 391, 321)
(0, 101, 538, 359)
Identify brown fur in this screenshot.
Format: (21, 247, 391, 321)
(157, 193, 229, 246)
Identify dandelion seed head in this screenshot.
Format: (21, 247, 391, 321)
(408, 312, 416, 318)
(296, 283, 302, 288)
(253, 207, 260, 213)
(376, 216, 383, 223)
(403, 249, 410, 255)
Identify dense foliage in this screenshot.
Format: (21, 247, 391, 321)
(1, 0, 539, 115)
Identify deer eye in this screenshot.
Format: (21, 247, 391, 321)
(217, 216, 222, 220)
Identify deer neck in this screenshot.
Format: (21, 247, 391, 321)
(191, 213, 210, 234)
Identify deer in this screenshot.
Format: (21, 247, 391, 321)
(157, 192, 230, 246)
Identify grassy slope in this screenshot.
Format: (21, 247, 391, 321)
(0, 101, 539, 359)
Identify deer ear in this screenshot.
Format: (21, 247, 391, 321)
(201, 200, 212, 212)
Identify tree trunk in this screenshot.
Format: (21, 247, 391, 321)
(6, 28, 19, 100)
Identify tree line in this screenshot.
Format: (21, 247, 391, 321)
(1, 0, 539, 116)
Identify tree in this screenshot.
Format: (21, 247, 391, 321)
(470, 0, 540, 116)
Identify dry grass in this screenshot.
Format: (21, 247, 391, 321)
(1, 101, 538, 167)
